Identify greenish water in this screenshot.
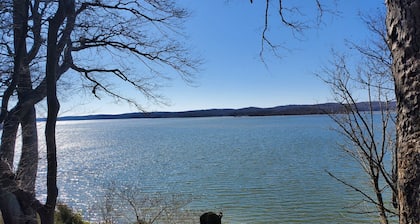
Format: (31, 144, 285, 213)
(33, 115, 394, 223)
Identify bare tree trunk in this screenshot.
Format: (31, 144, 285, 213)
(16, 108, 38, 194)
(14, 0, 38, 197)
(0, 0, 29, 167)
(0, 192, 24, 224)
(0, 115, 19, 166)
(13, 0, 39, 221)
(0, 1, 38, 223)
(386, 1, 420, 223)
(0, 161, 24, 224)
(0, 159, 41, 224)
(14, 82, 39, 224)
(373, 176, 389, 224)
(37, 1, 71, 223)
(15, 55, 39, 198)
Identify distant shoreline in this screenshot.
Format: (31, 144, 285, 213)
(42, 101, 396, 121)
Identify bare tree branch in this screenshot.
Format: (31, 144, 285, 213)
(0, 1, 200, 222)
(257, 0, 333, 59)
(320, 13, 396, 222)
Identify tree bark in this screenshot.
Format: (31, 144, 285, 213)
(14, 0, 38, 197)
(37, 1, 71, 223)
(0, 115, 19, 166)
(386, 0, 420, 223)
(0, 161, 24, 224)
(0, 192, 24, 224)
(13, 0, 38, 222)
(0, 159, 42, 224)
(16, 106, 38, 194)
(0, 1, 38, 223)
(0, 0, 29, 166)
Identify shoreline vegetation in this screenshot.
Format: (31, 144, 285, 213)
(1, 200, 201, 224)
(50, 101, 396, 121)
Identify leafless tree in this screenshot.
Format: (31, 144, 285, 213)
(0, 0, 199, 223)
(318, 9, 397, 224)
(321, 50, 397, 223)
(94, 182, 197, 224)
(317, 14, 397, 224)
(252, 1, 420, 222)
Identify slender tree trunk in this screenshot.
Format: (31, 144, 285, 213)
(374, 176, 389, 224)
(38, 1, 70, 223)
(386, 1, 420, 223)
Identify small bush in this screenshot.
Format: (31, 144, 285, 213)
(55, 203, 89, 224)
(93, 182, 200, 224)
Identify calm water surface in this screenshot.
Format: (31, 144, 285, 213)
(33, 115, 391, 223)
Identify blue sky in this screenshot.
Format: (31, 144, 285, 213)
(59, 0, 384, 116)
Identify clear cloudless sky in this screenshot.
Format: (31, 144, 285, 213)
(58, 0, 385, 116)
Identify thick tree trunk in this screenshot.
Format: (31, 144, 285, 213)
(0, 0, 28, 167)
(16, 107, 38, 194)
(0, 161, 24, 224)
(14, 0, 38, 196)
(0, 0, 38, 223)
(0, 160, 38, 224)
(386, 1, 420, 223)
(0, 114, 19, 166)
(13, 0, 39, 221)
(0, 192, 24, 224)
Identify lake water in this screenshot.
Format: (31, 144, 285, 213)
(33, 115, 393, 223)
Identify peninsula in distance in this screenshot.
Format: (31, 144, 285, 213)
(55, 101, 396, 121)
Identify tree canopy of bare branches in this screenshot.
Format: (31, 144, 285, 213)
(318, 12, 398, 224)
(0, 1, 199, 223)
(255, 0, 420, 223)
